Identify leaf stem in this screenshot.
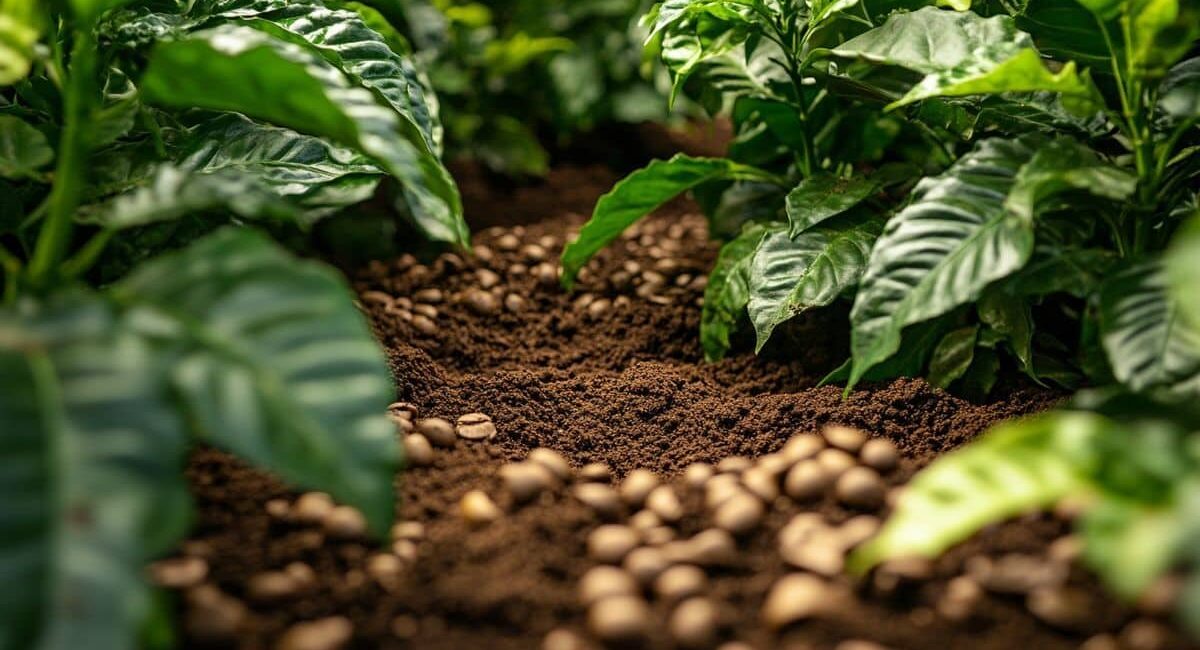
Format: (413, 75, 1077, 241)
(60, 229, 114, 279)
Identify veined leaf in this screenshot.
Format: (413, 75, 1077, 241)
(1004, 137, 1136, 221)
(849, 411, 1104, 572)
(701, 222, 775, 361)
(1159, 57, 1200, 124)
(1166, 214, 1200, 329)
(114, 228, 399, 535)
(821, 314, 961, 387)
(748, 212, 884, 352)
(0, 292, 190, 650)
(830, 8, 1100, 112)
(928, 324, 979, 389)
(1099, 260, 1200, 397)
(560, 154, 779, 288)
(848, 137, 1040, 390)
(978, 288, 1034, 372)
(140, 24, 466, 245)
(0, 114, 52, 179)
(1005, 246, 1119, 298)
(786, 164, 914, 236)
(1016, 0, 1113, 69)
(659, 13, 752, 105)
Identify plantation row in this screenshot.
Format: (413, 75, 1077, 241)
(0, 0, 1197, 648)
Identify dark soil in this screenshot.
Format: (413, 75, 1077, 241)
(174, 162, 1195, 650)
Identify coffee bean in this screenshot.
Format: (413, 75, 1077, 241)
(816, 448, 857, 479)
(1121, 619, 1169, 650)
(685, 529, 737, 567)
(324, 505, 367, 539)
(416, 418, 456, 448)
(578, 462, 612, 482)
(520, 244, 548, 262)
(670, 597, 720, 648)
(573, 293, 595, 311)
(534, 263, 558, 287)
(542, 628, 589, 650)
(588, 525, 640, 564)
(741, 467, 779, 502)
(509, 263, 529, 276)
(1136, 575, 1182, 616)
(148, 556, 208, 589)
(412, 304, 439, 320)
(265, 499, 291, 519)
(629, 509, 661, 532)
(643, 526, 677, 546)
(293, 492, 335, 524)
(683, 463, 715, 490)
(624, 547, 670, 586)
(836, 641, 891, 650)
(836, 466, 886, 510)
(392, 539, 418, 563)
(585, 298, 611, 320)
(578, 565, 639, 605)
(366, 553, 404, 589)
(476, 268, 502, 289)
(646, 485, 684, 523)
(837, 515, 881, 548)
(404, 434, 434, 467)
(276, 616, 353, 650)
(714, 492, 765, 535)
(716, 456, 752, 474)
(761, 574, 831, 629)
(587, 596, 650, 643)
(1079, 634, 1120, 650)
(716, 644, 753, 650)
(780, 532, 844, 577)
(391, 521, 425, 542)
(528, 447, 572, 481)
(459, 490, 502, 525)
(620, 469, 661, 507)
(654, 565, 706, 602)
(538, 234, 558, 249)
(360, 290, 393, 307)
(247, 570, 301, 602)
(411, 314, 438, 335)
(783, 460, 829, 501)
(859, 438, 899, 471)
(1027, 586, 1101, 633)
(387, 401, 418, 422)
(823, 424, 867, 452)
(873, 557, 934, 594)
(573, 483, 622, 519)
(456, 412, 496, 440)
(780, 434, 825, 462)
(504, 294, 527, 313)
(465, 289, 499, 315)
(756, 453, 792, 477)
(414, 288, 443, 304)
(936, 576, 983, 621)
(501, 462, 556, 503)
(496, 233, 520, 251)
(184, 585, 247, 643)
(968, 553, 1065, 594)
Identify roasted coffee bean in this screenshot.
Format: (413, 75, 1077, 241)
(265, 499, 291, 519)
(459, 490, 502, 525)
(670, 597, 720, 648)
(629, 509, 661, 532)
(620, 469, 660, 507)
(366, 553, 404, 589)
(520, 244, 548, 262)
(623, 546, 670, 586)
(148, 556, 208, 589)
(784, 460, 829, 501)
(815, 448, 857, 478)
(324, 506, 367, 539)
(741, 467, 779, 502)
(859, 438, 899, 471)
(529, 448, 572, 481)
(716, 456, 752, 474)
(780, 433, 825, 462)
(587, 596, 650, 643)
(391, 521, 425, 541)
(456, 412, 496, 440)
(387, 401, 418, 422)
(578, 565, 639, 605)
(714, 492, 765, 535)
(465, 289, 500, 315)
(761, 574, 832, 629)
(683, 462, 715, 490)
(534, 263, 559, 287)
(476, 268, 501, 289)
(247, 571, 302, 602)
(501, 462, 556, 503)
(392, 540, 418, 563)
(416, 418, 457, 448)
(276, 616, 353, 650)
(360, 290, 392, 306)
(542, 628, 589, 650)
(578, 462, 612, 483)
(411, 314, 438, 335)
(823, 424, 867, 452)
(293, 492, 335, 524)
(184, 585, 247, 643)
(1026, 586, 1101, 633)
(588, 525, 640, 564)
(573, 483, 622, 519)
(495, 233, 520, 251)
(412, 304, 438, 319)
(646, 485, 683, 523)
(836, 466, 886, 510)
(654, 565, 706, 602)
(685, 529, 737, 567)
(504, 294, 527, 313)
(404, 434, 434, 467)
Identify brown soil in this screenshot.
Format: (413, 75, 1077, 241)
(176, 164, 1195, 650)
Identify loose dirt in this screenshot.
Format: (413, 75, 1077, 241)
(174, 163, 1195, 650)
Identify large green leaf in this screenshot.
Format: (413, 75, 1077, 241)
(1016, 0, 1113, 69)
(1004, 137, 1136, 221)
(113, 228, 399, 534)
(140, 24, 466, 245)
(830, 7, 1099, 112)
(848, 137, 1040, 390)
(785, 174, 881, 236)
(978, 288, 1034, 372)
(1159, 57, 1200, 124)
(560, 154, 778, 288)
(1124, 0, 1200, 82)
(700, 222, 774, 362)
(0, 114, 52, 179)
(1099, 260, 1200, 396)
(927, 324, 979, 389)
(0, 293, 190, 650)
(1167, 214, 1200, 329)
(748, 212, 884, 352)
(849, 411, 1102, 572)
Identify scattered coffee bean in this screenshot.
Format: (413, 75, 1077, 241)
(683, 463, 715, 489)
(643, 526, 677, 546)
(859, 438, 899, 471)
(504, 293, 527, 313)
(836, 466, 886, 510)
(148, 556, 208, 589)
(815, 448, 857, 479)
(387, 401, 417, 422)
(509, 263, 529, 276)
(578, 565, 639, 605)
(716, 456, 752, 474)
(1026, 586, 1098, 633)
(1121, 619, 1169, 650)
(716, 644, 753, 650)
(264, 498, 291, 520)
(629, 509, 661, 532)
(416, 418, 456, 448)
(780, 533, 844, 577)
(413, 288, 443, 304)
(586, 298, 611, 320)
(276, 616, 354, 650)
(620, 469, 661, 507)
(404, 434, 434, 467)
(573, 483, 622, 519)
(293, 492, 335, 524)
(714, 492, 765, 535)
(781, 433, 825, 462)
(324, 505, 367, 539)
(705, 474, 744, 510)
(654, 564, 707, 602)
(184, 585, 247, 643)
(520, 244, 548, 262)
(456, 412, 496, 440)
(391, 615, 418, 640)
(391, 521, 425, 541)
(741, 467, 779, 502)
(476, 268, 501, 289)
(1079, 634, 1120, 650)
(646, 485, 684, 523)
(366, 553, 404, 589)
(685, 529, 738, 567)
(411, 314, 438, 335)
(392, 539, 418, 563)
(247, 570, 301, 602)
(459, 490, 502, 525)
(968, 553, 1065, 594)
(756, 453, 792, 477)
(587, 596, 651, 643)
(501, 462, 556, 503)
(412, 304, 438, 320)
(578, 462, 612, 483)
(588, 525, 640, 564)
(534, 263, 559, 287)
(837, 515, 881, 548)
(784, 460, 829, 502)
(823, 424, 867, 453)
(360, 290, 392, 307)
(624, 547, 670, 586)
(670, 597, 721, 648)
(465, 289, 500, 315)
(936, 576, 983, 621)
(529, 448, 572, 481)
(761, 574, 831, 629)
(836, 641, 891, 650)
(496, 233, 520, 251)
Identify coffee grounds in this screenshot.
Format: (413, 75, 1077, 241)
(177, 165, 1194, 650)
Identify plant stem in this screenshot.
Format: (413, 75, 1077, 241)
(27, 26, 98, 288)
(60, 229, 114, 279)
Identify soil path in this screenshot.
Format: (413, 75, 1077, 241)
(175, 164, 1192, 650)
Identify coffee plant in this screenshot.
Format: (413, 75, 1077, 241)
(0, 1, 468, 647)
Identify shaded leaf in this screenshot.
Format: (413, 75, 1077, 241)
(701, 222, 775, 361)
(0, 114, 52, 179)
(928, 324, 979, 389)
(1159, 57, 1200, 124)
(978, 288, 1034, 372)
(1166, 214, 1200, 329)
(1005, 137, 1136, 221)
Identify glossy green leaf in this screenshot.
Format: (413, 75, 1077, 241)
(831, 8, 1100, 112)
(0, 114, 52, 179)
(1005, 137, 1136, 222)
(1099, 260, 1200, 396)
(560, 154, 778, 288)
(786, 174, 881, 236)
(848, 137, 1040, 390)
(928, 325, 979, 389)
(1016, 0, 1113, 69)
(1159, 57, 1200, 123)
(849, 411, 1102, 572)
(1005, 246, 1119, 298)
(701, 222, 775, 361)
(140, 24, 466, 245)
(1166, 214, 1200, 329)
(821, 314, 960, 387)
(0, 293, 189, 650)
(114, 228, 399, 535)
(1125, 0, 1199, 82)
(0, 0, 40, 84)
(978, 288, 1034, 372)
(748, 212, 884, 352)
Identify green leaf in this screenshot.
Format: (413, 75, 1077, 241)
(848, 137, 1040, 390)
(1166, 214, 1200, 329)
(928, 324, 979, 389)
(140, 24, 466, 245)
(1081, 498, 1193, 600)
(978, 288, 1034, 372)
(1016, 0, 1113, 69)
(0, 0, 41, 84)
(1099, 260, 1200, 396)
(957, 345, 1000, 400)
(1159, 57, 1200, 124)
(786, 174, 881, 236)
(114, 228, 399, 535)
(1005, 246, 1119, 298)
(1005, 138, 1137, 221)
(560, 154, 778, 288)
(849, 411, 1102, 573)
(0, 114, 52, 179)
(1125, 0, 1200, 82)
(701, 222, 774, 362)
(748, 212, 885, 352)
(0, 292, 189, 650)
(830, 8, 1100, 112)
